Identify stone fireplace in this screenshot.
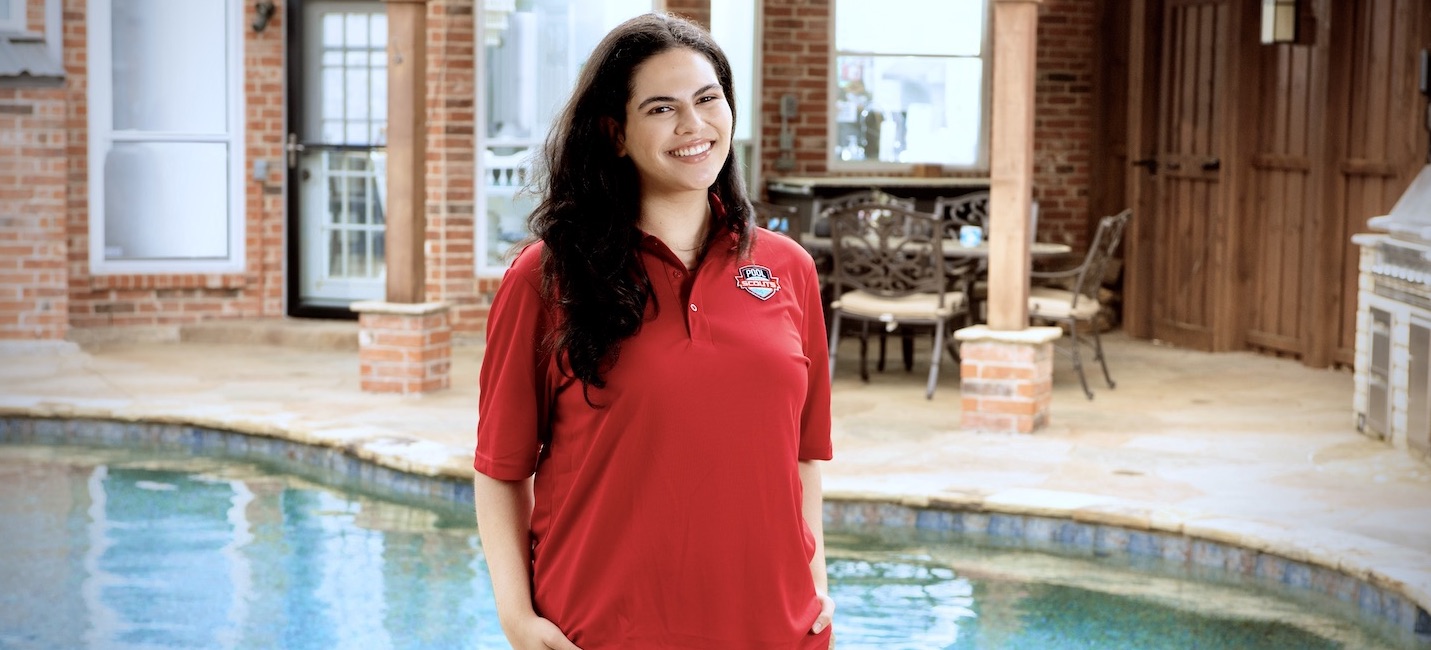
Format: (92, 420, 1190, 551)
(1353, 165, 1431, 461)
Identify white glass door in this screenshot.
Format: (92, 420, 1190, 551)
(293, 1, 387, 309)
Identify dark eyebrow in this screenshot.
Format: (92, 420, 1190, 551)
(635, 84, 721, 110)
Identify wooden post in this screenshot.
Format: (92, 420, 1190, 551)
(385, 0, 427, 304)
(986, 0, 1042, 331)
(1122, 0, 1159, 339)
(956, 0, 1057, 434)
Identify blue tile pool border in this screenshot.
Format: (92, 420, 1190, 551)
(3, 415, 1428, 643)
(0, 416, 474, 508)
(823, 499, 1431, 643)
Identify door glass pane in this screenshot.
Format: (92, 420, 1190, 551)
(480, 0, 650, 271)
(345, 13, 369, 47)
(329, 229, 345, 276)
(318, 10, 386, 145)
(371, 230, 385, 270)
(323, 13, 344, 46)
(355, 230, 367, 278)
(112, 0, 228, 133)
(103, 142, 229, 260)
(310, 150, 386, 280)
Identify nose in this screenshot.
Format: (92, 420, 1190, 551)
(675, 105, 704, 135)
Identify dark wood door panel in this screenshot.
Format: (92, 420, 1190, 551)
(1150, 0, 1227, 350)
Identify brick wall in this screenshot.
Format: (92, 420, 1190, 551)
(247, 0, 287, 318)
(757, 0, 1099, 250)
(425, 0, 486, 333)
(44, 0, 1100, 336)
(64, 0, 280, 329)
(52, 0, 492, 334)
(1033, 0, 1097, 251)
(760, 0, 831, 178)
(0, 86, 68, 340)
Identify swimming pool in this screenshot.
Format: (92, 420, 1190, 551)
(1, 437, 1422, 649)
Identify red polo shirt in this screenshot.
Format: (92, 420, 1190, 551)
(475, 225, 833, 650)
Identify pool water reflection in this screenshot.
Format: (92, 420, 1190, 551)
(0, 443, 1417, 649)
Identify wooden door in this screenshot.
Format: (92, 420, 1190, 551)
(1330, 0, 1431, 366)
(1149, 0, 1231, 350)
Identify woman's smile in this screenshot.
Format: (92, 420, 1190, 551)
(669, 141, 714, 159)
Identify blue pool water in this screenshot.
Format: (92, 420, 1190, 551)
(0, 442, 1420, 649)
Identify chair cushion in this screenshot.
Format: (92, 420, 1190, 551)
(832, 290, 964, 322)
(1028, 287, 1100, 320)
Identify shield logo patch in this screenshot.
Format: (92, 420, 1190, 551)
(735, 265, 781, 300)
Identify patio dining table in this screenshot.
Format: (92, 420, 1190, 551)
(800, 236, 1072, 259)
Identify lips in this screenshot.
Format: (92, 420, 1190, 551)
(668, 141, 713, 158)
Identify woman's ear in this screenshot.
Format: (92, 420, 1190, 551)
(602, 117, 626, 157)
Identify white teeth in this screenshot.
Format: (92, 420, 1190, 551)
(670, 142, 712, 158)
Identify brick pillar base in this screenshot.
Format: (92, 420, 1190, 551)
(351, 301, 451, 394)
(954, 325, 1062, 433)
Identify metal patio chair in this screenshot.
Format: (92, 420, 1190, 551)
(932, 191, 991, 234)
(1027, 208, 1132, 400)
(826, 202, 968, 399)
(753, 200, 799, 240)
(809, 188, 915, 240)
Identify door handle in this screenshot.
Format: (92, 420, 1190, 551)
(1131, 158, 1158, 174)
(286, 133, 306, 168)
(1202, 158, 1221, 171)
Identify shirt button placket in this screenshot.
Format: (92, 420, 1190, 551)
(685, 264, 710, 343)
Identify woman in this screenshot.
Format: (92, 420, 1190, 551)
(473, 13, 834, 650)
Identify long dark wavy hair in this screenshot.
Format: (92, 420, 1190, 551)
(528, 12, 755, 392)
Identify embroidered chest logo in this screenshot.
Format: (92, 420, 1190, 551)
(734, 265, 781, 301)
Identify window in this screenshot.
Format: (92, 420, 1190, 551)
(0, 0, 24, 32)
(831, 0, 989, 169)
(475, 0, 652, 275)
(711, 0, 761, 193)
(87, 0, 244, 274)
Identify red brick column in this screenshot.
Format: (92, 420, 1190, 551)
(351, 301, 452, 394)
(954, 325, 1061, 433)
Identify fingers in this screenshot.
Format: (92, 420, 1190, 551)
(538, 619, 583, 650)
(544, 636, 582, 650)
(810, 593, 836, 634)
(544, 634, 582, 650)
(510, 615, 582, 650)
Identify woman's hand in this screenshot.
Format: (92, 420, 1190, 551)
(810, 592, 835, 635)
(507, 614, 583, 650)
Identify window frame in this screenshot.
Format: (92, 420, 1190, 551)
(710, 0, 764, 201)
(473, 0, 656, 278)
(0, 0, 25, 32)
(86, 0, 246, 276)
(826, 1, 993, 173)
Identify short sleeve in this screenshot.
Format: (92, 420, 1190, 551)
(797, 256, 833, 461)
(474, 246, 550, 480)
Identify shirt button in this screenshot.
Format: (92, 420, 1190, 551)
(689, 303, 698, 312)
(673, 270, 683, 279)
